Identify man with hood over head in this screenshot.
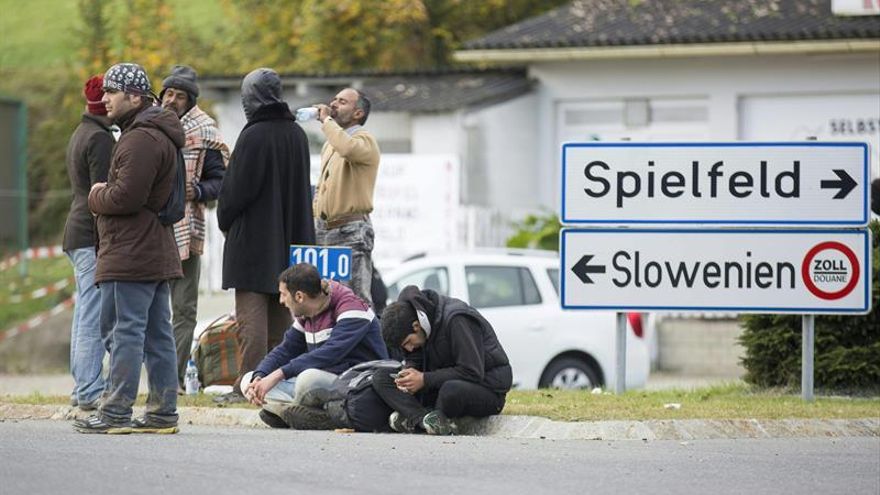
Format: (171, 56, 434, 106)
(216, 68, 315, 404)
(76, 63, 184, 434)
(373, 285, 513, 435)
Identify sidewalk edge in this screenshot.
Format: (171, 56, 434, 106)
(2, 403, 877, 440)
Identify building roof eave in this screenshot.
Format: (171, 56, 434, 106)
(453, 39, 880, 64)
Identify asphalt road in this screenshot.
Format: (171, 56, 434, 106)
(1, 420, 877, 495)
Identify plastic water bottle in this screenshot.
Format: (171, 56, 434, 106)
(295, 107, 319, 122)
(184, 359, 200, 395)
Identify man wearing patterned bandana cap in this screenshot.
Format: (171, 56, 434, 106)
(160, 64, 229, 391)
(75, 62, 184, 435)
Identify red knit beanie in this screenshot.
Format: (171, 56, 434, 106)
(84, 75, 107, 115)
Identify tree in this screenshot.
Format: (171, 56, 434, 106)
(75, 0, 113, 80)
(222, 0, 569, 73)
(114, 0, 182, 84)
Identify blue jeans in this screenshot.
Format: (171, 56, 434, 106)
(99, 280, 178, 425)
(66, 248, 105, 405)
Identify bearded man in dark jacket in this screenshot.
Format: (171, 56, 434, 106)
(373, 285, 513, 435)
(76, 63, 184, 434)
(216, 67, 315, 403)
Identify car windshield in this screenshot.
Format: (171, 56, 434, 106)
(387, 267, 449, 300)
(465, 265, 541, 308)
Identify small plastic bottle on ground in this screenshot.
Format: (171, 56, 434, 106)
(184, 359, 200, 395)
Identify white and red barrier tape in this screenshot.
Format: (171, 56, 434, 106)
(0, 245, 65, 272)
(0, 277, 74, 305)
(0, 296, 75, 343)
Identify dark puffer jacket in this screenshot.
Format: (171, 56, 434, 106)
(398, 286, 513, 395)
(88, 105, 185, 283)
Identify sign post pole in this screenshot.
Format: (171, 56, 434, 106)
(802, 314, 815, 402)
(615, 312, 627, 394)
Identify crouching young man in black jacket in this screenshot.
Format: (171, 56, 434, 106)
(372, 285, 512, 435)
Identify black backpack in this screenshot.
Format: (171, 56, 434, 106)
(157, 148, 186, 226)
(325, 360, 402, 432)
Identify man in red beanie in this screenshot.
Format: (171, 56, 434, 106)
(62, 75, 114, 412)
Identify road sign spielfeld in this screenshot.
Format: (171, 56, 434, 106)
(561, 142, 870, 226)
(561, 229, 872, 314)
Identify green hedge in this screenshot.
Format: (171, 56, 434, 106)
(738, 221, 880, 392)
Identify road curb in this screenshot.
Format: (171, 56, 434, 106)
(1, 403, 877, 440)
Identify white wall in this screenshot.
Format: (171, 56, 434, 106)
(531, 53, 880, 209)
(469, 93, 541, 210)
(411, 96, 542, 211)
(412, 113, 461, 154)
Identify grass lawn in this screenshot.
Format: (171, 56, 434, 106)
(5, 383, 879, 421)
(0, 0, 227, 71)
(0, 256, 74, 331)
(503, 383, 880, 421)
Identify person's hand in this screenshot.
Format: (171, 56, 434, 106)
(244, 375, 262, 405)
(315, 104, 331, 123)
(185, 181, 196, 201)
(394, 369, 424, 394)
(90, 182, 107, 194)
(248, 370, 284, 406)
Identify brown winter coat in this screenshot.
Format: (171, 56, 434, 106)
(88, 106, 185, 283)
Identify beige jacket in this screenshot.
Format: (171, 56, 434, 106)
(313, 118, 380, 221)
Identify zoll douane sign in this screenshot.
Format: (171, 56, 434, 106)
(561, 142, 870, 226)
(561, 229, 872, 314)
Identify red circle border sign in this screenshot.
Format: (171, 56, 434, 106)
(801, 241, 860, 301)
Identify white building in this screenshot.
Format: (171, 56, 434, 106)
(451, 0, 879, 374)
(454, 0, 880, 210)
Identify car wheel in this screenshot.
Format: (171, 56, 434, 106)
(539, 357, 601, 390)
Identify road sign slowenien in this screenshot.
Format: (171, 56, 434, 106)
(561, 142, 870, 226)
(561, 228, 872, 314)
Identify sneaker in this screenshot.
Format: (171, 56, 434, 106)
(131, 416, 179, 434)
(388, 411, 417, 434)
(73, 415, 132, 434)
(421, 410, 457, 435)
(281, 404, 336, 431)
(259, 403, 290, 429)
(212, 390, 246, 405)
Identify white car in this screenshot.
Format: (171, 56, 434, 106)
(383, 249, 650, 390)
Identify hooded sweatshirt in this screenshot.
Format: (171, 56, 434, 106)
(88, 105, 185, 283)
(240, 68, 284, 121)
(398, 286, 513, 395)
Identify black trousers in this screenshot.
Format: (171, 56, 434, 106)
(371, 372, 506, 424)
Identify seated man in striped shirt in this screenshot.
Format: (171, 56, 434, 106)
(241, 263, 388, 428)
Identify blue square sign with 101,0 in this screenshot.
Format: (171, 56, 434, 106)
(289, 245, 352, 281)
